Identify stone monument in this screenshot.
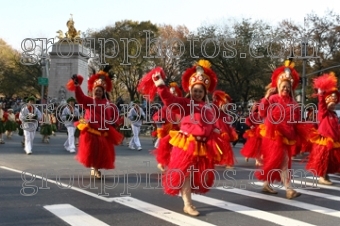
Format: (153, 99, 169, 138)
(48, 15, 89, 103)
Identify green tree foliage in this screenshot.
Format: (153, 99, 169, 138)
(152, 24, 190, 86)
(180, 19, 276, 105)
(0, 39, 41, 98)
(90, 20, 158, 101)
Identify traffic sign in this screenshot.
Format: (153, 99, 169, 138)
(38, 77, 48, 85)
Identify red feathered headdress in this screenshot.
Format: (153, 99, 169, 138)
(213, 90, 232, 107)
(313, 72, 340, 104)
(169, 82, 182, 97)
(182, 60, 217, 93)
(88, 70, 112, 92)
(137, 67, 166, 101)
(271, 60, 300, 90)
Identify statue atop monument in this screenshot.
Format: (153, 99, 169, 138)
(56, 14, 82, 42)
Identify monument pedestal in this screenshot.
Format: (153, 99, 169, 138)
(48, 43, 90, 103)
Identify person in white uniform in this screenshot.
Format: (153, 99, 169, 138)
(127, 100, 145, 151)
(19, 96, 42, 155)
(61, 97, 79, 153)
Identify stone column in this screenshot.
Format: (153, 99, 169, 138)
(48, 42, 90, 103)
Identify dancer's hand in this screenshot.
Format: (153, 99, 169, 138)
(265, 87, 276, 99)
(152, 71, 165, 87)
(71, 74, 79, 86)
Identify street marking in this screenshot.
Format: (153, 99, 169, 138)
(44, 204, 109, 226)
(216, 186, 340, 219)
(110, 197, 216, 226)
(2, 165, 339, 225)
(253, 182, 340, 202)
(1, 166, 216, 226)
(329, 174, 340, 179)
(0, 166, 110, 202)
(190, 194, 316, 226)
(306, 176, 340, 184)
(290, 179, 340, 192)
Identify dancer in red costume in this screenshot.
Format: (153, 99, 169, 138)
(298, 109, 317, 154)
(66, 68, 123, 178)
(241, 102, 263, 166)
(212, 90, 238, 168)
(256, 60, 311, 199)
(306, 72, 340, 185)
(152, 82, 182, 147)
(150, 82, 182, 171)
(140, 60, 226, 216)
(138, 81, 182, 169)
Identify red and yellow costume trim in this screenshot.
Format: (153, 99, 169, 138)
(259, 124, 296, 146)
(76, 119, 109, 137)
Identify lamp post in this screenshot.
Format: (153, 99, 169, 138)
(301, 39, 308, 119)
(39, 52, 50, 104)
(40, 56, 46, 104)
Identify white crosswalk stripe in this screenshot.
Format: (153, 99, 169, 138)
(253, 181, 340, 202)
(190, 194, 316, 226)
(3, 165, 340, 226)
(216, 186, 340, 219)
(44, 204, 110, 226)
(111, 197, 216, 226)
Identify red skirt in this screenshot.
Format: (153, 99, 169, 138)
(255, 136, 294, 182)
(240, 128, 262, 159)
(161, 131, 224, 195)
(76, 125, 123, 169)
(306, 133, 340, 176)
(153, 134, 172, 166)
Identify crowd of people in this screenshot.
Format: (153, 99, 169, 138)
(1, 59, 340, 217)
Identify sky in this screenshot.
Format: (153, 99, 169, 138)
(0, 0, 338, 51)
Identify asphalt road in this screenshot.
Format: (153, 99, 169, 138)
(0, 132, 339, 226)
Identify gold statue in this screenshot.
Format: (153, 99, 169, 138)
(56, 14, 82, 43)
(56, 30, 65, 39)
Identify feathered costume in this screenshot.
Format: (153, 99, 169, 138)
(306, 72, 340, 178)
(212, 90, 238, 167)
(255, 61, 312, 184)
(240, 103, 263, 164)
(66, 70, 123, 169)
(140, 60, 228, 196)
(150, 83, 182, 167)
(151, 82, 182, 144)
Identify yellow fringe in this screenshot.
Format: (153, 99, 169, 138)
(157, 123, 173, 138)
(244, 130, 255, 138)
(156, 128, 163, 138)
(77, 119, 88, 131)
(76, 119, 108, 136)
(169, 130, 205, 156)
(310, 134, 340, 148)
(259, 124, 296, 145)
